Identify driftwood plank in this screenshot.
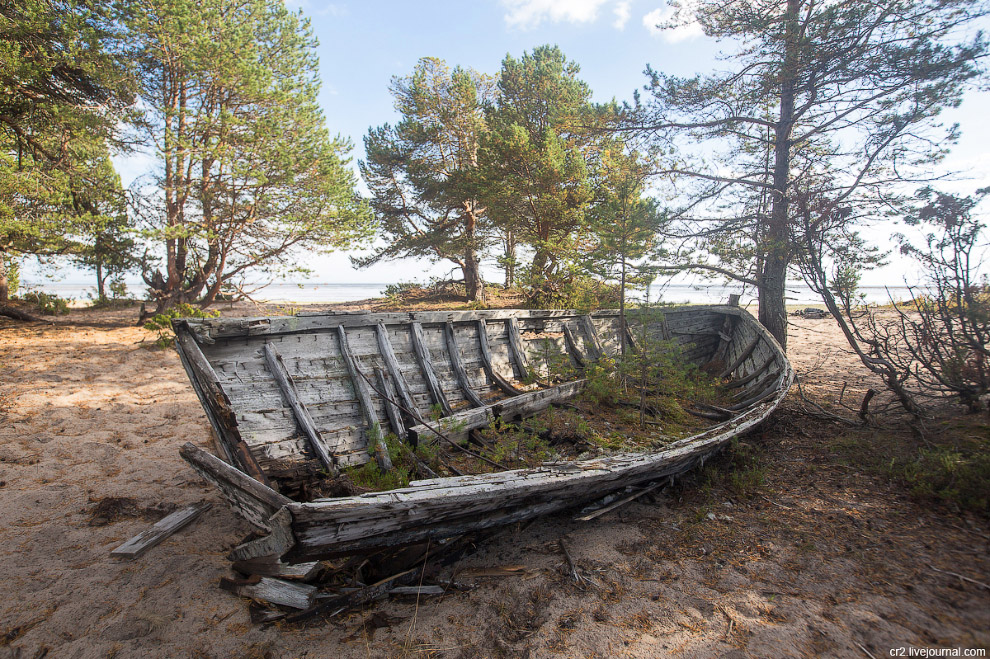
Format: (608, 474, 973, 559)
(476, 320, 523, 396)
(410, 322, 452, 416)
(110, 502, 212, 560)
(408, 380, 586, 444)
(506, 317, 530, 379)
(444, 322, 486, 407)
(220, 575, 317, 610)
(263, 343, 338, 476)
(337, 326, 392, 471)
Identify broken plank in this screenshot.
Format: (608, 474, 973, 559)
(444, 322, 486, 407)
(220, 575, 317, 610)
(263, 343, 337, 476)
(720, 335, 761, 379)
(110, 502, 212, 560)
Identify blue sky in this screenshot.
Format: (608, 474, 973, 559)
(63, 0, 990, 290)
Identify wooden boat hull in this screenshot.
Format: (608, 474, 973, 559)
(175, 305, 793, 561)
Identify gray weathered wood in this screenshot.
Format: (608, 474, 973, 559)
(726, 356, 775, 389)
(336, 326, 392, 471)
(410, 322, 452, 416)
(476, 320, 523, 396)
(720, 335, 762, 379)
(375, 322, 420, 416)
(180, 442, 290, 530)
(710, 313, 736, 366)
(110, 502, 212, 560)
(506, 317, 530, 379)
(581, 315, 604, 361)
(232, 559, 320, 581)
(375, 367, 407, 441)
(408, 380, 587, 444)
(263, 343, 337, 476)
(444, 322, 486, 407)
(174, 327, 271, 486)
(220, 575, 317, 610)
(561, 323, 586, 368)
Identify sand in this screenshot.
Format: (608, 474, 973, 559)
(0, 302, 987, 658)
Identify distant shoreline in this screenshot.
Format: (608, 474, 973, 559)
(20, 280, 919, 307)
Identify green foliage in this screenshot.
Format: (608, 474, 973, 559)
(131, 0, 372, 314)
(0, 0, 136, 300)
(347, 460, 411, 492)
(360, 58, 496, 301)
(888, 446, 990, 515)
(480, 46, 608, 306)
(142, 303, 219, 348)
(634, 0, 988, 347)
(20, 290, 69, 316)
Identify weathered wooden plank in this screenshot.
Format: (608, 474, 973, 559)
(232, 559, 320, 581)
(581, 315, 604, 361)
(410, 322, 452, 416)
(220, 575, 317, 610)
(476, 320, 523, 396)
(180, 442, 291, 530)
(725, 356, 775, 389)
(376, 367, 407, 441)
(110, 502, 212, 560)
(709, 313, 736, 366)
(408, 380, 587, 444)
(174, 327, 272, 486)
(444, 322, 486, 407)
(720, 335, 762, 379)
(561, 323, 587, 368)
(263, 343, 337, 475)
(506, 317, 530, 380)
(337, 326, 392, 471)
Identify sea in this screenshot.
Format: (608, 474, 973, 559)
(19, 280, 917, 307)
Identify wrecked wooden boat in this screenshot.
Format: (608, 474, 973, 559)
(174, 303, 793, 563)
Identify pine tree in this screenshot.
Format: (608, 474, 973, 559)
(360, 58, 496, 301)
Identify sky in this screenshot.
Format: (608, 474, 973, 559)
(55, 0, 990, 290)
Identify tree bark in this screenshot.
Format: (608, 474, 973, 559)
(463, 250, 484, 302)
(759, 0, 801, 352)
(0, 252, 9, 303)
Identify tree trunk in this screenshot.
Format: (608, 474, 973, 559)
(0, 252, 8, 303)
(463, 250, 484, 302)
(759, 0, 801, 352)
(96, 260, 106, 301)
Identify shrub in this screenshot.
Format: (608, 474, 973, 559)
(21, 290, 70, 315)
(143, 303, 219, 348)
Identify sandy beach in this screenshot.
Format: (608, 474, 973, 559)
(0, 300, 987, 658)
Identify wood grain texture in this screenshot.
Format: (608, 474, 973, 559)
(410, 322, 452, 416)
(444, 322, 486, 407)
(111, 502, 212, 560)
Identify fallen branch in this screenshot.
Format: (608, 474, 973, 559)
(557, 539, 587, 588)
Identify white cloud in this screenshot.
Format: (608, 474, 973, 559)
(613, 1, 631, 29)
(501, 0, 611, 29)
(642, 5, 703, 42)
